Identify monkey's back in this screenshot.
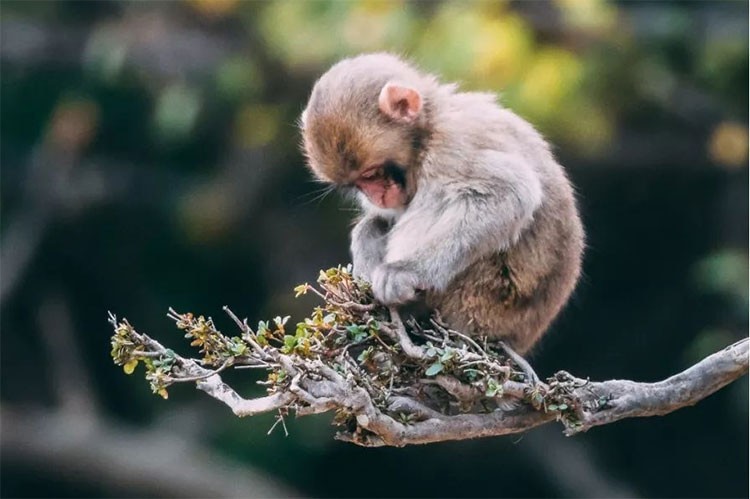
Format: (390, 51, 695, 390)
(427, 107, 584, 354)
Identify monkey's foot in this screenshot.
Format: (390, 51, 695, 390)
(498, 341, 540, 386)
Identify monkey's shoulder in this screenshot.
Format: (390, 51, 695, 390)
(431, 96, 552, 168)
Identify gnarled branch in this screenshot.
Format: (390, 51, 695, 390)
(108, 266, 749, 447)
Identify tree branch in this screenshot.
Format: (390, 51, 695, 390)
(108, 266, 749, 447)
(569, 338, 749, 433)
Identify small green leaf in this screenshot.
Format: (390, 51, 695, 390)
(440, 349, 455, 363)
(425, 362, 444, 376)
(485, 378, 500, 397)
(229, 337, 247, 356)
(295, 322, 310, 337)
(357, 346, 374, 363)
(425, 343, 444, 359)
(425, 343, 438, 357)
(346, 324, 368, 342)
(281, 335, 297, 353)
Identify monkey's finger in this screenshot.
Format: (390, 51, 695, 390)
(386, 274, 418, 304)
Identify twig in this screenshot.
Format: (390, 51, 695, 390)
(267, 411, 289, 436)
(499, 341, 541, 386)
(430, 318, 484, 354)
(196, 376, 295, 418)
(168, 359, 233, 383)
(222, 306, 268, 358)
(382, 307, 427, 360)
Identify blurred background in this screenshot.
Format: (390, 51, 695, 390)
(1, 0, 748, 497)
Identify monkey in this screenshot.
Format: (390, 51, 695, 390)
(299, 53, 584, 354)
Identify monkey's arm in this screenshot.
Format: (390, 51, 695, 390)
(350, 214, 391, 281)
(373, 152, 543, 303)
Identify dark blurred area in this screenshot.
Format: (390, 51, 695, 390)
(1, 1, 748, 497)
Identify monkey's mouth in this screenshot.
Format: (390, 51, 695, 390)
(359, 182, 406, 210)
(355, 162, 408, 209)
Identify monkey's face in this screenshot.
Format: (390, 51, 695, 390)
(301, 77, 425, 211)
(302, 118, 416, 210)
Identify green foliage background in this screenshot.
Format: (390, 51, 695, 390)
(1, 1, 747, 497)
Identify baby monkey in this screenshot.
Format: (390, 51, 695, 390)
(300, 53, 584, 354)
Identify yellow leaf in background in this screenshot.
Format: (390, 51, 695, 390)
(709, 122, 749, 170)
(259, 1, 345, 69)
(518, 47, 583, 118)
(158, 389, 169, 400)
(554, 0, 617, 34)
(344, 0, 416, 53)
(187, 0, 239, 19)
(123, 359, 138, 375)
(472, 14, 534, 89)
(358, 0, 403, 15)
(476, 0, 511, 16)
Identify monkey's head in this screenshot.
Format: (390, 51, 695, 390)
(300, 53, 436, 212)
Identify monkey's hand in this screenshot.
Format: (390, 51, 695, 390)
(371, 262, 423, 304)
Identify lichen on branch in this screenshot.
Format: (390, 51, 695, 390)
(109, 265, 749, 447)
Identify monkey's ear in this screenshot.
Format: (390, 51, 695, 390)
(378, 82, 422, 122)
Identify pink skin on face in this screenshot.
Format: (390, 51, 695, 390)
(355, 166, 406, 209)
